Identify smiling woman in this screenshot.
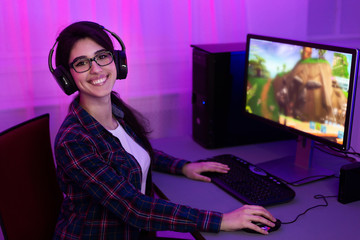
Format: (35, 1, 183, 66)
(68, 38, 118, 105)
(48, 21, 276, 239)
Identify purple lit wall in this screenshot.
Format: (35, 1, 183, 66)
(0, 0, 249, 140)
(1, 0, 360, 150)
(1, 0, 360, 238)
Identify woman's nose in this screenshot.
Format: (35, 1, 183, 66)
(89, 60, 103, 73)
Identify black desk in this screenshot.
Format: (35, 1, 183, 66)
(151, 136, 360, 240)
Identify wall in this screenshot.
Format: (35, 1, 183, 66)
(1, 0, 360, 152)
(0, 0, 247, 143)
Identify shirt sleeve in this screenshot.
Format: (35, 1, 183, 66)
(56, 137, 222, 233)
(152, 149, 190, 175)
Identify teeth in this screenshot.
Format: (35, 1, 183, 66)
(91, 77, 106, 85)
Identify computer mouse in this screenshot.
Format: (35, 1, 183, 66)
(243, 218, 281, 234)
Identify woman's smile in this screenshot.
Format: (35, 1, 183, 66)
(89, 76, 108, 86)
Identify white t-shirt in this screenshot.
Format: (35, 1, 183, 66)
(108, 122, 150, 194)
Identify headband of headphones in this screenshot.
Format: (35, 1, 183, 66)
(48, 23, 128, 95)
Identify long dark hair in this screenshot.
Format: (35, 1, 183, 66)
(111, 92, 154, 157)
(56, 21, 154, 155)
(55, 21, 114, 71)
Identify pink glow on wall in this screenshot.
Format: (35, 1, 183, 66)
(1, 1, 359, 152)
(0, 0, 248, 138)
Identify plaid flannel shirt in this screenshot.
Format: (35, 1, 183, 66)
(53, 98, 222, 240)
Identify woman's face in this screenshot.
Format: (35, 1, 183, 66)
(69, 37, 117, 101)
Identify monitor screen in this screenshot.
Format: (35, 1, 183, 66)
(244, 34, 359, 151)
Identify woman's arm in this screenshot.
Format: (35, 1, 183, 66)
(56, 139, 222, 233)
(152, 149, 230, 182)
(151, 149, 189, 174)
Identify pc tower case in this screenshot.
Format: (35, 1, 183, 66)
(191, 43, 295, 148)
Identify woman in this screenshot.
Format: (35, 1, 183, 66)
(51, 21, 276, 239)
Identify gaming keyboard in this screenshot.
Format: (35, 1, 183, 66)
(198, 154, 296, 206)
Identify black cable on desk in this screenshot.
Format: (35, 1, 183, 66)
(282, 194, 338, 225)
(314, 142, 359, 163)
(288, 175, 337, 186)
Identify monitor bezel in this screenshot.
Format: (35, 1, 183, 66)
(243, 34, 359, 151)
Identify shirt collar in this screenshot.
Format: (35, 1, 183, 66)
(70, 98, 125, 137)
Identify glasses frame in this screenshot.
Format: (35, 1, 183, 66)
(69, 50, 114, 73)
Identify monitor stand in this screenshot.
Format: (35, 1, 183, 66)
(257, 136, 335, 185)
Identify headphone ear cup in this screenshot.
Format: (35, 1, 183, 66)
(52, 65, 78, 95)
(113, 50, 128, 80)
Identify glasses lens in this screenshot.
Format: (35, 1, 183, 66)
(70, 51, 114, 73)
(95, 51, 113, 66)
(72, 58, 91, 73)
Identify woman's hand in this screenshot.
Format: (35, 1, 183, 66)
(182, 161, 230, 182)
(220, 205, 276, 235)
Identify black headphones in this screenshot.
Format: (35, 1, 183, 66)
(48, 24, 128, 95)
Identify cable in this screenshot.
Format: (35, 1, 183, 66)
(314, 142, 359, 163)
(282, 194, 337, 225)
(282, 142, 358, 185)
(288, 175, 336, 186)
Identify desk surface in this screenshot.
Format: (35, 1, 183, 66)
(151, 136, 360, 240)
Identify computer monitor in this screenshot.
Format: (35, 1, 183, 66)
(244, 34, 359, 185)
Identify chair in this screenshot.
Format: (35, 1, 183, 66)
(0, 114, 63, 240)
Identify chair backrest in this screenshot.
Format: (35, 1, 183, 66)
(0, 114, 63, 240)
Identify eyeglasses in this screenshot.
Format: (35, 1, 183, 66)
(69, 51, 114, 73)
